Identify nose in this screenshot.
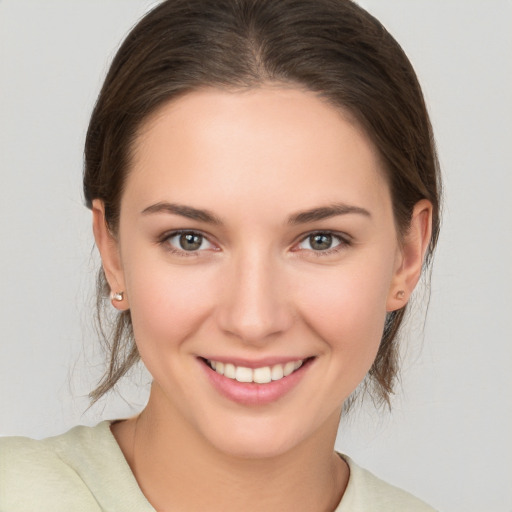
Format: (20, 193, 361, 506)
(216, 247, 293, 345)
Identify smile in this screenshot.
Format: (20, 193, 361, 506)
(206, 359, 304, 384)
(200, 356, 314, 405)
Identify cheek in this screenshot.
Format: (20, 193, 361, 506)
(294, 261, 392, 362)
(123, 255, 218, 356)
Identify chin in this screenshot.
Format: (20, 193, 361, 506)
(194, 408, 336, 460)
(206, 426, 302, 460)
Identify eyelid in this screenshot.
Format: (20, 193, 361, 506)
(157, 228, 352, 257)
(159, 229, 219, 255)
(292, 230, 352, 254)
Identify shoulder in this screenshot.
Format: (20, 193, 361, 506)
(336, 455, 438, 512)
(0, 421, 154, 512)
(0, 424, 111, 512)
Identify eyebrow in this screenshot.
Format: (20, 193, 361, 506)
(287, 203, 371, 225)
(142, 201, 371, 226)
(141, 202, 222, 224)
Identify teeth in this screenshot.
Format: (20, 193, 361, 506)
(253, 366, 272, 384)
(224, 363, 236, 379)
(283, 361, 295, 376)
(235, 366, 253, 383)
(271, 364, 284, 381)
(207, 359, 305, 383)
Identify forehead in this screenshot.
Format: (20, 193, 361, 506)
(124, 86, 391, 221)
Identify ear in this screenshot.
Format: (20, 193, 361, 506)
(386, 199, 433, 312)
(92, 199, 129, 311)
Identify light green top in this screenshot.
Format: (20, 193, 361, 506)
(0, 421, 436, 511)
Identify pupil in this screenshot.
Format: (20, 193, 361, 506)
(310, 233, 332, 250)
(180, 233, 202, 251)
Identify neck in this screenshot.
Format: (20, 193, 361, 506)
(113, 392, 348, 512)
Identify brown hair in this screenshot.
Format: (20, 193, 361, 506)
(84, 0, 441, 406)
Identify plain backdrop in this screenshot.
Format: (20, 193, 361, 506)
(1, 1, 511, 511)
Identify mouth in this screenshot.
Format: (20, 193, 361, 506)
(201, 357, 314, 384)
(199, 356, 315, 405)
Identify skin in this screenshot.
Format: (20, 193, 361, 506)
(93, 86, 432, 511)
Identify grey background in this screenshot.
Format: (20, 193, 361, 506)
(1, 1, 511, 511)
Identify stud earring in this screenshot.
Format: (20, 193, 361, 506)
(111, 291, 124, 302)
(395, 290, 405, 300)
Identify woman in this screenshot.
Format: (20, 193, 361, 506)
(0, 0, 441, 510)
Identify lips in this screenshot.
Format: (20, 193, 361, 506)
(200, 356, 314, 405)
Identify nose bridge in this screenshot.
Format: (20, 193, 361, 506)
(217, 243, 291, 343)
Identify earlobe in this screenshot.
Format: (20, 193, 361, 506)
(386, 199, 433, 312)
(92, 199, 129, 310)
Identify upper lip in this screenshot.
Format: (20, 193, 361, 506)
(199, 356, 313, 369)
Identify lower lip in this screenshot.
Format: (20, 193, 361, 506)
(200, 359, 313, 406)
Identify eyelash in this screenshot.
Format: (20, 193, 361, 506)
(158, 230, 351, 257)
(158, 230, 215, 257)
(295, 231, 352, 257)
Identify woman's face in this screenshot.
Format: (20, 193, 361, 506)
(99, 87, 410, 457)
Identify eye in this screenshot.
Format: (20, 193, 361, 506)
(296, 232, 346, 252)
(165, 231, 214, 252)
